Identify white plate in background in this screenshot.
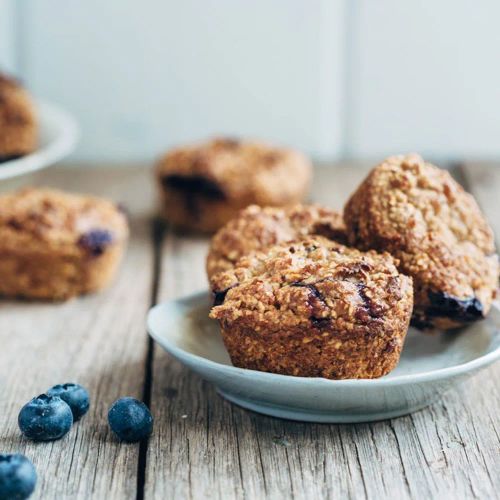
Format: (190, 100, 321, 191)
(0, 100, 79, 181)
(148, 292, 500, 423)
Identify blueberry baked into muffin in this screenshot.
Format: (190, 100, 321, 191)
(0, 73, 37, 162)
(344, 154, 499, 330)
(210, 236, 413, 379)
(206, 204, 347, 284)
(0, 188, 128, 300)
(155, 137, 312, 232)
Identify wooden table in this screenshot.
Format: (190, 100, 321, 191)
(0, 163, 498, 500)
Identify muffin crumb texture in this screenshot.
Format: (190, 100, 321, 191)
(0, 188, 128, 300)
(206, 203, 347, 283)
(344, 154, 499, 330)
(156, 137, 312, 232)
(210, 236, 413, 379)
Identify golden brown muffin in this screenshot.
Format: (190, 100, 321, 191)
(344, 154, 499, 330)
(210, 236, 413, 380)
(155, 137, 312, 232)
(0, 73, 37, 160)
(206, 204, 346, 285)
(0, 188, 128, 300)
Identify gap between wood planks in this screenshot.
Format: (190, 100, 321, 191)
(132, 161, 487, 499)
(136, 217, 167, 500)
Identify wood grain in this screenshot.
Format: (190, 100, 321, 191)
(0, 166, 155, 499)
(1, 163, 498, 499)
(145, 164, 500, 500)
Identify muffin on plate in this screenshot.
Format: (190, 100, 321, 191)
(0, 188, 128, 300)
(210, 236, 413, 379)
(0, 73, 37, 161)
(344, 154, 499, 330)
(155, 137, 312, 232)
(206, 204, 347, 285)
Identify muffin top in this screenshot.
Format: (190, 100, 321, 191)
(210, 236, 413, 333)
(0, 188, 128, 254)
(156, 137, 312, 203)
(344, 154, 498, 308)
(345, 154, 495, 254)
(207, 204, 346, 282)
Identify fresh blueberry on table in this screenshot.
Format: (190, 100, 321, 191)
(108, 397, 153, 442)
(0, 454, 37, 500)
(18, 394, 73, 441)
(47, 383, 90, 421)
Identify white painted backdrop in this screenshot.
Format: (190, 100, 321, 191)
(0, 0, 499, 163)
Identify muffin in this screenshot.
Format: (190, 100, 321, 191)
(0, 73, 37, 161)
(206, 204, 347, 284)
(155, 137, 312, 232)
(0, 188, 128, 300)
(210, 236, 413, 379)
(344, 154, 499, 330)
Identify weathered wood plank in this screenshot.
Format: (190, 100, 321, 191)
(146, 163, 500, 500)
(0, 166, 155, 499)
(10, 163, 494, 498)
(146, 165, 401, 499)
(461, 163, 500, 242)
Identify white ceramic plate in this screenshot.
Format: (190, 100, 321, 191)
(148, 292, 500, 423)
(0, 100, 79, 180)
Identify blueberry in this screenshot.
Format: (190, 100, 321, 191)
(77, 229, 114, 256)
(108, 397, 153, 442)
(18, 394, 73, 441)
(46, 383, 90, 421)
(0, 454, 36, 500)
(426, 291, 484, 323)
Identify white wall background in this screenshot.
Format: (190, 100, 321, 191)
(0, 0, 16, 73)
(348, 1, 500, 161)
(0, 0, 499, 163)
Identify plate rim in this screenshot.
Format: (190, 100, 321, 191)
(0, 99, 79, 180)
(147, 290, 500, 388)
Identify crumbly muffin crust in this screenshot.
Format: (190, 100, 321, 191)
(0, 73, 37, 159)
(156, 137, 312, 232)
(206, 204, 347, 283)
(344, 154, 499, 330)
(210, 236, 413, 379)
(0, 188, 128, 299)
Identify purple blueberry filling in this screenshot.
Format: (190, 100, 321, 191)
(213, 288, 231, 307)
(0, 154, 22, 163)
(162, 175, 226, 200)
(291, 281, 330, 326)
(425, 291, 484, 324)
(78, 229, 114, 256)
(310, 317, 331, 329)
(410, 316, 434, 330)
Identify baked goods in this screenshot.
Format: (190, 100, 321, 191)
(0, 73, 37, 161)
(210, 236, 413, 379)
(344, 154, 499, 330)
(0, 188, 128, 300)
(155, 137, 312, 232)
(206, 204, 347, 284)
